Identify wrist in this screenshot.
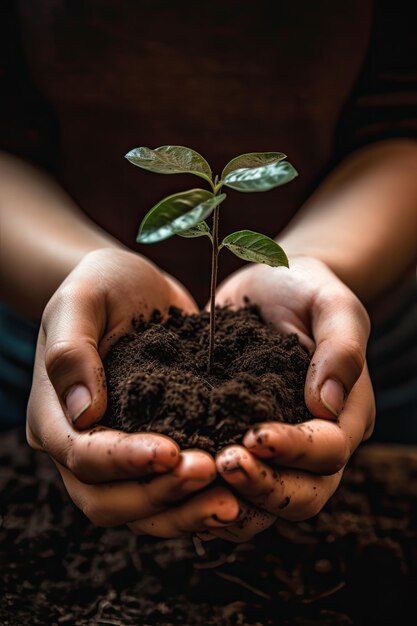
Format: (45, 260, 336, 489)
(277, 235, 363, 299)
(277, 141, 417, 303)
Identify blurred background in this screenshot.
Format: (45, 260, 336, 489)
(1, 0, 416, 440)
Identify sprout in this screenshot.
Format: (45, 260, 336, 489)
(125, 145, 298, 372)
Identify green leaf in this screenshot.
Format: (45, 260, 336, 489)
(137, 190, 226, 243)
(177, 221, 212, 239)
(222, 151, 287, 179)
(222, 155, 298, 193)
(125, 145, 212, 184)
(221, 230, 289, 267)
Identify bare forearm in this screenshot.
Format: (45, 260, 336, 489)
(0, 151, 123, 319)
(279, 139, 417, 302)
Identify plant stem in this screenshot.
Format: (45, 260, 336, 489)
(208, 182, 220, 373)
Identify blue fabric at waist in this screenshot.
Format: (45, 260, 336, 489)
(0, 302, 39, 428)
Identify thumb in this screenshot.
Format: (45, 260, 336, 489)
(42, 286, 108, 430)
(305, 292, 370, 420)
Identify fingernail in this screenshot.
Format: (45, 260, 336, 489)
(203, 514, 236, 528)
(220, 464, 243, 474)
(320, 379, 345, 417)
(65, 385, 92, 423)
(182, 478, 212, 491)
(219, 462, 250, 479)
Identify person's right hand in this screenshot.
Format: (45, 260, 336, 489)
(27, 248, 240, 536)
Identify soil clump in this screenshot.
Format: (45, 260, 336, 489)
(102, 305, 313, 452)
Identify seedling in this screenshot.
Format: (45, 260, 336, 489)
(125, 146, 298, 372)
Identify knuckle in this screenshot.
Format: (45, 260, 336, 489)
(336, 438, 351, 470)
(292, 475, 340, 521)
(342, 336, 366, 366)
(44, 340, 81, 379)
(364, 403, 376, 440)
(82, 499, 111, 528)
(353, 299, 371, 338)
(42, 285, 76, 325)
(145, 488, 164, 511)
(65, 442, 87, 482)
(282, 484, 328, 522)
(324, 432, 350, 474)
(65, 443, 77, 474)
(25, 422, 42, 451)
(338, 339, 366, 381)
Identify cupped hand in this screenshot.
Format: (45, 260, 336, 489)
(206, 256, 375, 542)
(27, 248, 240, 536)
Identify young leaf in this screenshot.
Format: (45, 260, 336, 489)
(222, 151, 287, 179)
(221, 230, 289, 267)
(222, 157, 298, 193)
(125, 145, 212, 185)
(137, 190, 226, 243)
(177, 221, 212, 238)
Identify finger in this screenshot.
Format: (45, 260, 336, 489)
(49, 423, 182, 484)
(42, 283, 108, 429)
(305, 286, 370, 419)
(67, 428, 183, 483)
(216, 445, 341, 521)
(243, 366, 374, 475)
(128, 486, 240, 538)
(243, 420, 350, 475)
(204, 499, 276, 543)
(55, 450, 216, 527)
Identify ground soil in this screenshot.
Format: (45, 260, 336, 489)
(102, 305, 313, 453)
(1, 428, 416, 625)
(2, 307, 415, 625)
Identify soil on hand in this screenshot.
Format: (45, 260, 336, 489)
(102, 305, 313, 453)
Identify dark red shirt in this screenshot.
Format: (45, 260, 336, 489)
(2, 0, 415, 303)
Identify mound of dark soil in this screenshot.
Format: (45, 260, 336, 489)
(1, 429, 416, 626)
(102, 305, 313, 453)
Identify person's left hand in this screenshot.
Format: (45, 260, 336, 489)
(202, 256, 375, 542)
